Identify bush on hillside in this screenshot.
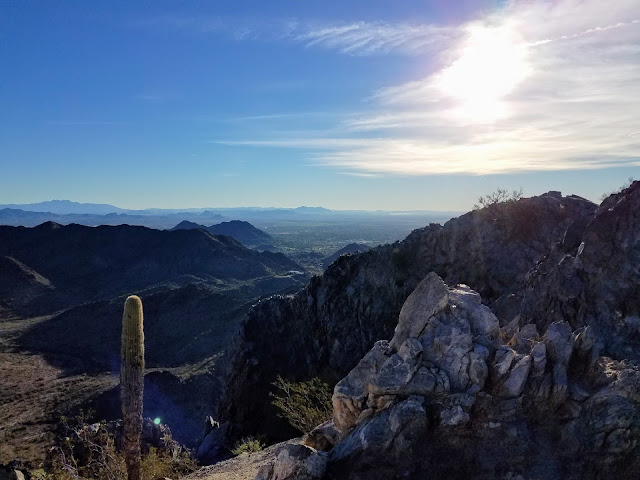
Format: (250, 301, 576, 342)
(230, 437, 265, 456)
(270, 376, 333, 434)
(38, 411, 196, 480)
(474, 188, 523, 210)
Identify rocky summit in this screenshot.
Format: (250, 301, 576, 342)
(201, 183, 640, 479)
(213, 190, 596, 441)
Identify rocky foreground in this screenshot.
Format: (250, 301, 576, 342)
(197, 183, 640, 479)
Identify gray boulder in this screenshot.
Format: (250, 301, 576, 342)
(256, 444, 327, 480)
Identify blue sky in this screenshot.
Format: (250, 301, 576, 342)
(1, 0, 638, 210)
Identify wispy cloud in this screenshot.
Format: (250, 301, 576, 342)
(218, 0, 640, 176)
(136, 15, 457, 56)
(293, 21, 459, 56)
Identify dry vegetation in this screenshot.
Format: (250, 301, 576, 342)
(270, 376, 333, 434)
(0, 315, 117, 465)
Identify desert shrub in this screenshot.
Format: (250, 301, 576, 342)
(48, 421, 126, 480)
(600, 177, 634, 201)
(472, 187, 542, 241)
(270, 376, 333, 434)
(29, 469, 53, 480)
(43, 412, 196, 480)
(140, 447, 197, 480)
(474, 188, 523, 210)
(230, 437, 265, 456)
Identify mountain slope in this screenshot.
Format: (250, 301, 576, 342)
(0, 222, 300, 313)
(172, 220, 273, 247)
(0, 222, 307, 456)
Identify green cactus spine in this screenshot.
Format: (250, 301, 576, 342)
(121, 295, 144, 480)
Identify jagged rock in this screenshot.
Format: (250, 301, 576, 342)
(498, 355, 531, 398)
(203, 416, 218, 438)
(196, 420, 232, 465)
(450, 285, 500, 341)
(330, 396, 427, 464)
(333, 341, 389, 432)
(255, 444, 327, 480)
(8, 471, 24, 480)
(490, 293, 523, 326)
(493, 347, 516, 379)
(332, 274, 500, 439)
(440, 405, 470, 426)
(544, 321, 574, 365)
(530, 341, 547, 377)
(389, 272, 449, 350)
(303, 421, 341, 452)
(521, 182, 640, 362)
(511, 323, 539, 353)
(319, 273, 640, 479)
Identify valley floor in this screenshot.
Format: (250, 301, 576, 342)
(0, 315, 116, 464)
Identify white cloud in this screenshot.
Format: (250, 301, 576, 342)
(222, 0, 640, 176)
(294, 21, 459, 56)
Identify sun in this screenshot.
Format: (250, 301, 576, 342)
(437, 25, 530, 122)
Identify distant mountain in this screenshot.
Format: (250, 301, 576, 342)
(0, 199, 125, 215)
(0, 222, 301, 316)
(171, 220, 273, 247)
(293, 206, 332, 214)
(171, 220, 205, 230)
(0, 208, 226, 229)
(322, 242, 372, 269)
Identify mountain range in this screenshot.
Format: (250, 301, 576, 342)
(0, 221, 306, 454)
(171, 220, 273, 247)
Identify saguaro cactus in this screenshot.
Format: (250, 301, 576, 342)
(121, 295, 144, 480)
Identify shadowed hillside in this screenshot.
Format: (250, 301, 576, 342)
(0, 222, 301, 316)
(172, 220, 273, 247)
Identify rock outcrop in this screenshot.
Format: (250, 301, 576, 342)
(521, 181, 640, 362)
(275, 274, 640, 479)
(213, 192, 596, 447)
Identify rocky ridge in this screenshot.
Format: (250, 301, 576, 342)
(201, 184, 640, 478)
(213, 191, 597, 443)
(258, 272, 640, 479)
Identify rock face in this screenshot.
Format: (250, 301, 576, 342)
(256, 444, 327, 480)
(322, 243, 371, 270)
(214, 192, 596, 444)
(289, 274, 640, 479)
(521, 181, 640, 362)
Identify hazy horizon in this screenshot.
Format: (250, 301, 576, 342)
(1, 0, 638, 211)
(0, 198, 464, 213)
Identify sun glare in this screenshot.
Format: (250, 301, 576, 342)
(438, 25, 530, 122)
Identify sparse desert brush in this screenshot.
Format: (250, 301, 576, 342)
(473, 187, 523, 210)
(140, 447, 197, 480)
(270, 375, 333, 434)
(230, 437, 265, 456)
(44, 413, 196, 480)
